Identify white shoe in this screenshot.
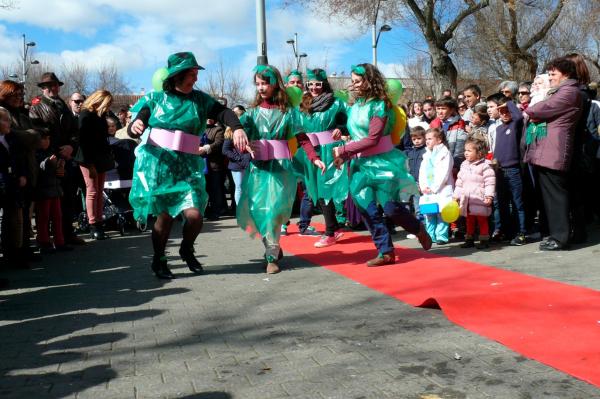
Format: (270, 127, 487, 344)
(407, 234, 417, 239)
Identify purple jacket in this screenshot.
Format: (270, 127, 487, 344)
(453, 158, 495, 217)
(523, 79, 582, 171)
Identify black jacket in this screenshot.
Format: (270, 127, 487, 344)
(77, 110, 113, 172)
(222, 139, 251, 171)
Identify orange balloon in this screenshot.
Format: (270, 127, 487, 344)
(390, 105, 407, 145)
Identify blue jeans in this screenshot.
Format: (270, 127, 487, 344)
(361, 200, 421, 254)
(425, 213, 449, 242)
(297, 189, 314, 232)
(496, 166, 526, 236)
(231, 170, 244, 205)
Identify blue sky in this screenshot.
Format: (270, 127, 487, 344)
(0, 1, 414, 95)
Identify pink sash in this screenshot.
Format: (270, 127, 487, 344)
(307, 130, 339, 146)
(148, 128, 200, 154)
(251, 139, 291, 161)
(357, 135, 394, 158)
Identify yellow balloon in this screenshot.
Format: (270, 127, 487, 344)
(390, 105, 407, 145)
(441, 200, 460, 223)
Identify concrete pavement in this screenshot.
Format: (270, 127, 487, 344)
(1, 216, 600, 398)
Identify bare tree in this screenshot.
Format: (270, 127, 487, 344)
(290, 0, 489, 96)
(201, 58, 249, 106)
(399, 55, 435, 101)
(94, 63, 129, 94)
(62, 62, 91, 95)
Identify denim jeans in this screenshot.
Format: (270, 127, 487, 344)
(496, 166, 526, 236)
(361, 200, 421, 254)
(297, 189, 314, 232)
(231, 170, 244, 205)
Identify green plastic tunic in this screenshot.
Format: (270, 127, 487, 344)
(128, 90, 214, 221)
(345, 98, 418, 211)
(236, 106, 302, 260)
(295, 99, 349, 206)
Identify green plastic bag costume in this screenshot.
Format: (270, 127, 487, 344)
(295, 99, 349, 206)
(128, 91, 214, 221)
(236, 106, 302, 261)
(344, 98, 418, 211)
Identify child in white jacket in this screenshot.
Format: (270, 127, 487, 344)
(419, 128, 454, 244)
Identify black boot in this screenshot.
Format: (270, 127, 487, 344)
(90, 224, 108, 240)
(179, 241, 204, 274)
(460, 239, 475, 248)
(151, 255, 175, 279)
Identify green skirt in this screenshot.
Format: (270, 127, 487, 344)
(347, 148, 418, 211)
(129, 143, 208, 221)
(236, 159, 297, 243)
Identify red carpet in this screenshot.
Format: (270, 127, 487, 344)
(281, 224, 600, 387)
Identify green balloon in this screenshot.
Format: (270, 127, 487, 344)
(286, 86, 303, 107)
(386, 79, 404, 104)
(334, 89, 350, 103)
(152, 67, 169, 92)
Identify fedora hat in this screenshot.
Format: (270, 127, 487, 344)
(37, 72, 64, 88)
(166, 52, 204, 79)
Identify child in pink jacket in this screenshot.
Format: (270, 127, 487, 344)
(453, 135, 496, 249)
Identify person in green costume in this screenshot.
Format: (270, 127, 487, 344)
(128, 52, 248, 279)
(297, 68, 349, 248)
(237, 65, 325, 274)
(332, 63, 432, 266)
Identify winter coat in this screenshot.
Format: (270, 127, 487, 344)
(35, 148, 63, 199)
(419, 143, 454, 209)
(204, 123, 225, 172)
(77, 109, 114, 173)
(523, 79, 582, 172)
(453, 158, 495, 217)
(404, 144, 426, 181)
(222, 138, 251, 171)
(430, 114, 467, 168)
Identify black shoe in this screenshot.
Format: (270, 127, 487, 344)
(56, 245, 74, 252)
(491, 231, 505, 243)
(539, 238, 569, 251)
(151, 255, 175, 279)
(476, 240, 490, 249)
(179, 243, 204, 274)
(39, 244, 56, 255)
(460, 239, 475, 248)
(90, 225, 108, 240)
(510, 234, 526, 246)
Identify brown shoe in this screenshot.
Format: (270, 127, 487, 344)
(266, 262, 280, 274)
(366, 252, 395, 267)
(416, 224, 432, 251)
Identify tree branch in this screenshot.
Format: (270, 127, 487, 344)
(522, 0, 565, 50)
(442, 0, 490, 42)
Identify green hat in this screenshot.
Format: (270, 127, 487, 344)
(166, 52, 204, 78)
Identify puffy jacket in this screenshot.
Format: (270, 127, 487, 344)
(453, 158, 495, 216)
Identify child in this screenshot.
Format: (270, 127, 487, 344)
(404, 126, 427, 233)
(494, 97, 527, 246)
(35, 133, 72, 253)
(453, 135, 496, 249)
(486, 93, 505, 157)
(470, 104, 490, 134)
(418, 128, 454, 245)
(222, 126, 251, 206)
(429, 96, 467, 172)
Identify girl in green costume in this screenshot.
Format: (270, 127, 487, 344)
(296, 68, 349, 248)
(128, 52, 248, 279)
(237, 65, 325, 274)
(332, 63, 431, 266)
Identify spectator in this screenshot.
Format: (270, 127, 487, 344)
(232, 105, 246, 118)
(498, 81, 518, 99)
(530, 74, 551, 106)
(222, 126, 250, 205)
(408, 101, 427, 128)
(457, 100, 467, 118)
(76, 90, 115, 240)
(106, 116, 119, 143)
(517, 82, 532, 111)
(523, 56, 582, 251)
(486, 93, 506, 156)
(117, 106, 129, 128)
(404, 126, 427, 230)
(429, 96, 467, 171)
(69, 93, 85, 118)
(422, 99, 436, 125)
(442, 89, 452, 98)
(202, 119, 226, 220)
(462, 84, 482, 124)
(29, 72, 85, 245)
(469, 104, 491, 138)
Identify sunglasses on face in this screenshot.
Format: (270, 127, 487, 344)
(307, 81, 323, 88)
(518, 91, 530, 95)
(72, 99, 84, 104)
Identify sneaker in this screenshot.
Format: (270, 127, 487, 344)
(510, 234, 526, 246)
(280, 224, 288, 236)
(299, 226, 320, 236)
(314, 232, 343, 248)
(406, 234, 417, 239)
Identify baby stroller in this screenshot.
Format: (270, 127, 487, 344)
(77, 138, 147, 235)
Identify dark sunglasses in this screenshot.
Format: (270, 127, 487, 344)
(72, 99, 84, 104)
(518, 91, 530, 95)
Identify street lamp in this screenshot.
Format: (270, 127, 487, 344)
(286, 33, 308, 70)
(372, 0, 392, 66)
(21, 34, 39, 85)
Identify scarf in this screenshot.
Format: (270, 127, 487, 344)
(310, 93, 334, 113)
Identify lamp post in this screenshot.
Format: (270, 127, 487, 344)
(372, 0, 391, 66)
(20, 34, 39, 85)
(286, 33, 307, 70)
(256, 0, 268, 65)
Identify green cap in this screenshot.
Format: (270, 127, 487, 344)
(166, 52, 204, 78)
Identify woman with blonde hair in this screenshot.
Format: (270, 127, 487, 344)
(76, 89, 114, 240)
